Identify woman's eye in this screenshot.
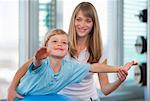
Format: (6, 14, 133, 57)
(86, 20, 92, 23)
(76, 18, 81, 22)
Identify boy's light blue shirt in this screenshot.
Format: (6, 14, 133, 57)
(16, 58, 91, 96)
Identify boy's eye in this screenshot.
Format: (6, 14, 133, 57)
(62, 42, 68, 44)
(52, 40, 57, 43)
(87, 20, 92, 23)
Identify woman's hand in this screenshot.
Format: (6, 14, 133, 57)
(117, 68, 128, 82)
(7, 87, 24, 101)
(117, 61, 137, 82)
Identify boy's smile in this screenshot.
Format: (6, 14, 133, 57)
(47, 34, 68, 58)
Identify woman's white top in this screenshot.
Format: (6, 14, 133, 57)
(58, 48, 107, 101)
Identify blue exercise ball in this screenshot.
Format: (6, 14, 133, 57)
(15, 94, 71, 101)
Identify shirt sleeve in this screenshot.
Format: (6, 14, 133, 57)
(98, 48, 108, 63)
(69, 61, 91, 83)
(28, 60, 47, 74)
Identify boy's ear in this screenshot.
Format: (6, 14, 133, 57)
(47, 48, 51, 53)
(45, 43, 47, 47)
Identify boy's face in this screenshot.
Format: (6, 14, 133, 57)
(46, 34, 68, 58)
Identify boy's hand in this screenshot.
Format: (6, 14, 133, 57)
(7, 88, 24, 101)
(35, 47, 49, 60)
(123, 61, 138, 71)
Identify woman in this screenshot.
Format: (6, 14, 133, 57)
(7, 2, 128, 101)
(59, 2, 128, 101)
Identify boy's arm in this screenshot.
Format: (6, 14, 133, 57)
(33, 47, 49, 68)
(90, 63, 119, 73)
(7, 47, 49, 101)
(90, 61, 137, 73)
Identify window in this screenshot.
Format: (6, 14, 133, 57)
(123, 0, 147, 81)
(39, 0, 56, 46)
(0, 1, 19, 99)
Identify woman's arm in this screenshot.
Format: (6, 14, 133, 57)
(10, 58, 33, 88)
(97, 61, 132, 95)
(90, 61, 136, 73)
(97, 59, 109, 93)
(100, 68, 128, 95)
(7, 58, 33, 101)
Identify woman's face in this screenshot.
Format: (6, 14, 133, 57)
(46, 34, 68, 58)
(74, 10, 93, 38)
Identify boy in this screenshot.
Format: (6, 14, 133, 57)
(11, 29, 137, 99)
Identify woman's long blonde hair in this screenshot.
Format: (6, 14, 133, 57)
(68, 2, 103, 63)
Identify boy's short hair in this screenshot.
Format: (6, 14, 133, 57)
(43, 28, 68, 46)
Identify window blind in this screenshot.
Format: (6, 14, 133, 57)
(123, 0, 147, 80)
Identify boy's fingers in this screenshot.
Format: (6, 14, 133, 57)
(132, 61, 138, 65)
(124, 61, 138, 71)
(16, 93, 24, 99)
(126, 61, 134, 67)
(41, 47, 47, 53)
